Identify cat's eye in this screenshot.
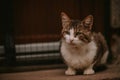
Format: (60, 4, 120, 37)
(64, 31, 70, 34)
(75, 32, 81, 36)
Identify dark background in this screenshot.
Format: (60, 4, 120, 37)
(0, 0, 110, 44)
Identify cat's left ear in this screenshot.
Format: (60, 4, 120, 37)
(82, 15, 93, 30)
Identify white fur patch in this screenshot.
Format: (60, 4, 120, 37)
(61, 40, 97, 69)
(69, 28, 74, 40)
(64, 28, 75, 43)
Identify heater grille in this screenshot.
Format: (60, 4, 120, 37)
(0, 41, 62, 66)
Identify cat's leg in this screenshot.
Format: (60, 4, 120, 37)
(83, 64, 95, 75)
(65, 67, 76, 75)
(100, 51, 109, 64)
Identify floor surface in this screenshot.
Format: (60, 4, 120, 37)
(0, 65, 120, 80)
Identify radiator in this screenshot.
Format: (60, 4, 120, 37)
(0, 41, 60, 61)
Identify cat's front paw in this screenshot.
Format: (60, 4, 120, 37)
(65, 68, 76, 76)
(83, 69, 95, 75)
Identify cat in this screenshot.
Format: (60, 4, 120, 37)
(60, 12, 109, 75)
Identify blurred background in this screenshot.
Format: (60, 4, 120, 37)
(0, 0, 120, 72)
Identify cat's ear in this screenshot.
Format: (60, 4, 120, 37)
(61, 12, 70, 28)
(82, 15, 93, 30)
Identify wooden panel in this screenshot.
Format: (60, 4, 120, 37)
(93, 0, 105, 33)
(12, 0, 108, 44)
(13, 0, 81, 44)
(0, 34, 3, 45)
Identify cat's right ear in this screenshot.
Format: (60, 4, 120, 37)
(82, 15, 93, 31)
(61, 12, 70, 28)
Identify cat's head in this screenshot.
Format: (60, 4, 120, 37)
(61, 12, 93, 45)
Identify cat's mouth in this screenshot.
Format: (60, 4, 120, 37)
(65, 40, 75, 45)
(69, 42, 75, 45)
(67, 40, 86, 46)
(68, 41, 78, 46)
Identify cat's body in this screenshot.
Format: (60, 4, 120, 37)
(60, 12, 109, 75)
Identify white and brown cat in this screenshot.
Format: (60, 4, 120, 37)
(60, 12, 109, 75)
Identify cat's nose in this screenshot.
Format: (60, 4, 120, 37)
(70, 39, 73, 43)
(70, 37, 74, 43)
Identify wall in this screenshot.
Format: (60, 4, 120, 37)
(1, 0, 109, 44)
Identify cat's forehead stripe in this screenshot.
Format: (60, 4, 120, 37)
(69, 28, 74, 39)
(69, 20, 80, 28)
(70, 28, 74, 36)
(69, 20, 83, 33)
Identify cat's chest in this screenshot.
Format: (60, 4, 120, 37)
(61, 41, 97, 69)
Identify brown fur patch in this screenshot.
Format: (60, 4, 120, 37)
(93, 32, 108, 65)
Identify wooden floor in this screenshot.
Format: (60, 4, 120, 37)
(0, 65, 120, 80)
